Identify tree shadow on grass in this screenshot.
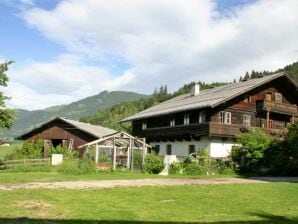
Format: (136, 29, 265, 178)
(0, 213, 297, 224)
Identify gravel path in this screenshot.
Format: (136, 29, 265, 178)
(0, 177, 297, 191)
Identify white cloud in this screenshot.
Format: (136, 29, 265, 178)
(7, 0, 298, 109)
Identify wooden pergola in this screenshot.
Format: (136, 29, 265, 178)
(79, 132, 151, 170)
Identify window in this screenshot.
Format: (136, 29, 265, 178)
(154, 145, 160, 155)
(243, 115, 251, 127)
(199, 111, 206, 123)
(166, 145, 172, 155)
(224, 112, 232, 124)
(142, 122, 147, 130)
(170, 118, 175, 127)
(275, 93, 282, 103)
(268, 120, 273, 129)
(219, 111, 225, 123)
(184, 114, 190, 125)
(189, 145, 195, 154)
(266, 92, 273, 101)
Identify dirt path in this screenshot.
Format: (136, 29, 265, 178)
(0, 177, 297, 191)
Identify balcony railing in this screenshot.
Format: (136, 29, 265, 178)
(256, 100, 297, 115)
(139, 122, 287, 140)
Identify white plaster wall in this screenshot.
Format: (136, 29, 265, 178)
(209, 138, 236, 158)
(150, 137, 210, 157)
(150, 137, 236, 158)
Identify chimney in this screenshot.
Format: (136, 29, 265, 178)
(191, 84, 200, 96)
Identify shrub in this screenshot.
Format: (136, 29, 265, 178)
(235, 128, 271, 173)
(2, 164, 52, 173)
(209, 159, 235, 175)
(144, 153, 164, 174)
(50, 145, 78, 159)
(184, 162, 204, 175)
(6, 139, 44, 160)
(169, 162, 183, 175)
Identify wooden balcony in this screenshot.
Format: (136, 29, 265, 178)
(140, 123, 209, 141)
(140, 122, 288, 141)
(256, 100, 297, 115)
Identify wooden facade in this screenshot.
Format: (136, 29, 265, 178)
(18, 118, 103, 155)
(132, 76, 298, 142)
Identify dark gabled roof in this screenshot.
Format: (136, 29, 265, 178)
(122, 72, 297, 122)
(17, 117, 116, 140)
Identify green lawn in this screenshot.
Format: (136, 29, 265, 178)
(0, 183, 297, 223)
(0, 171, 238, 184)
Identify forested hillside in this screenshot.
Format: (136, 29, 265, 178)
(6, 91, 149, 138)
(81, 61, 298, 132)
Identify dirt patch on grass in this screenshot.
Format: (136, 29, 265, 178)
(16, 200, 52, 218)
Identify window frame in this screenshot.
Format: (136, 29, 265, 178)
(166, 144, 172, 155)
(189, 145, 196, 154)
(142, 122, 147, 130)
(199, 111, 206, 124)
(224, 112, 232, 124)
(184, 114, 190, 125)
(275, 93, 282, 103)
(243, 114, 251, 127)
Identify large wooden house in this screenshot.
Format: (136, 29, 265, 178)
(17, 117, 116, 155)
(122, 73, 298, 157)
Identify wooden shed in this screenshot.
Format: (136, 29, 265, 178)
(17, 117, 116, 156)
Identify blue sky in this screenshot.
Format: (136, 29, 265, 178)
(0, 0, 297, 110)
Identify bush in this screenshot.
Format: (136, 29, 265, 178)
(50, 145, 78, 159)
(184, 162, 204, 175)
(235, 128, 272, 173)
(6, 139, 44, 160)
(209, 159, 235, 175)
(144, 153, 164, 174)
(169, 162, 183, 175)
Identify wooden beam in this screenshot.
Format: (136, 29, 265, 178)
(95, 145, 99, 165)
(112, 136, 116, 170)
(266, 110, 270, 128)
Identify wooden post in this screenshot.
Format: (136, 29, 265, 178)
(112, 136, 116, 170)
(127, 138, 132, 169)
(130, 140, 134, 171)
(266, 110, 270, 128)
(95, 145, 99, 165)
(142, 138, 146, 169)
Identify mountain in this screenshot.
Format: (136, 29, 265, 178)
(6, 91, 149, 138)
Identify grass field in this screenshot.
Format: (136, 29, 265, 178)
(0, 143, 22, 160)
(0, 171, 238, 184)
(0, 183, 297, 223)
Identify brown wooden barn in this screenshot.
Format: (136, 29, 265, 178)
(17, 117, 116, 156)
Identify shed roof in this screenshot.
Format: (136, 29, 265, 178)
(121, 72, 297, 122)
(17, 117, 116, 140)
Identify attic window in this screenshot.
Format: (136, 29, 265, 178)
(275, 93, 282, 103)
(266, 92, 273, 101)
